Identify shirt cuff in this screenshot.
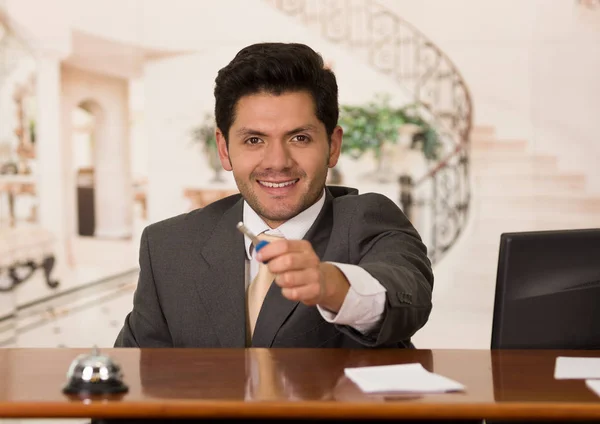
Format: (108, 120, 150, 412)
(317, 262, 387, 334)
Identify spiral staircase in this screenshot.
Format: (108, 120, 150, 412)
(266, 0, 472, 265)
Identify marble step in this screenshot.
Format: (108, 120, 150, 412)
(470, 139, 528, 153)
(470, 125, 496, 139)
(474, 173, 586, 193)
(471, 215, 600, 229)
(470, 151, 551, 163)
(456, 223, 600, 256)
(471, 153, 557, 166)
(470, 155, 558, 176)
(476, 195, 600, 214)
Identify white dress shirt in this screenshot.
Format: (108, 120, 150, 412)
(242, 189, 386, 334)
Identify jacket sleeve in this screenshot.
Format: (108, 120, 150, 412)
(335, 193, 434, 347)
(114, 227, 173, 347)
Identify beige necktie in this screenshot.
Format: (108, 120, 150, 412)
(247, 233, 283, 338)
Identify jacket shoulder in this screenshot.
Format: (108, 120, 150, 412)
(331, 190, 402, 214)
(144, 193, 242, 243)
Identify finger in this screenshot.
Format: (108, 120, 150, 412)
(256, 239, 312, 262)
(274, 268, 321, 289)
(281, 284, 323, 304)
(267, 252, 320, 274)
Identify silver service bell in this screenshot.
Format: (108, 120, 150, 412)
(63, 346, 128, 395)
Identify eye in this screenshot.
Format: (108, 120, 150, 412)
(292, 134, 310, 143)
(245, 137, 262, 145)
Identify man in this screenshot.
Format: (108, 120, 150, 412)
(115, 42, 433, 349)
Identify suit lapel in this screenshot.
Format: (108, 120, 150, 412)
(251, 189, 335, 347)
(196, 198, 247, 347)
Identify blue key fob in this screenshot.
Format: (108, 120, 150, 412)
(255, 240, 269, 252)
(255, 240, 270, 263)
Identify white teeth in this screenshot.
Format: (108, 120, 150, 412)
(259, 180, 297, 188)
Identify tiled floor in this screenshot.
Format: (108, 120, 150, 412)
(0, 225, 142, 350)
(0, 271, 137, 350)
(12, 271, 137, 349)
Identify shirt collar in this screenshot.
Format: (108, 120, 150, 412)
(242, 189, 326, 259)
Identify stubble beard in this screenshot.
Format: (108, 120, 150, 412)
(235, 165, 328, 225)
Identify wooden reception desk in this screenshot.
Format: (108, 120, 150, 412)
(0, 348, 599, 421)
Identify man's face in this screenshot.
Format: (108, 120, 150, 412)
(216, 91, 342, 228)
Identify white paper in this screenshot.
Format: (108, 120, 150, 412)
(554, 357, 600, 379)
(344, 363, 465, 393)
(586, 380, 600, 397)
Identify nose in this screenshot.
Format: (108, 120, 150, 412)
(261, 140, 293, 170)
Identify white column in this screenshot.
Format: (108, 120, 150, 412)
(35, 53, 68, 263)
(93, 83, 133, 239)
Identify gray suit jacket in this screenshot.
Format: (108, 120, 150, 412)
(115, 186, 433, 348)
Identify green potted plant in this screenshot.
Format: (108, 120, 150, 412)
(338, 94, 441, 180)
(190, 113, 224, 182)
(399, 104, 442, 162)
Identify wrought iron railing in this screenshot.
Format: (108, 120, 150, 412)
(266, 0, 473, 263)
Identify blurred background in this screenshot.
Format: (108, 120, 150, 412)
(0, 0, 599, 364)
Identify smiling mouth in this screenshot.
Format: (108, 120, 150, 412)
(257, 179, 299, 188)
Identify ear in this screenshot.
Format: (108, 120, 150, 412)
(216, 128, 233, 171)
(327, 125, 343, 168)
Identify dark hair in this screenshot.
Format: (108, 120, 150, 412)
(214, 42, 339, 144)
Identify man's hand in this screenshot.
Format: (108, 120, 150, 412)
(256, 239, 350, 312)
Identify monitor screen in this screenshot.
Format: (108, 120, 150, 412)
(491, 228, 600, 349)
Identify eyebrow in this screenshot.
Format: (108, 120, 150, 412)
(235, 125, 319, 138)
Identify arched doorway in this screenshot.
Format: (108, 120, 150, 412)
(62, 65, 133, 245)
(72, 101, 102, 236)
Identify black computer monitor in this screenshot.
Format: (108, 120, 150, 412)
(491, 228, 600, 349)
